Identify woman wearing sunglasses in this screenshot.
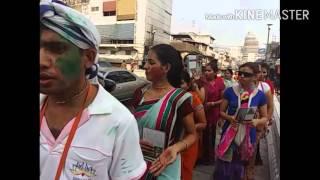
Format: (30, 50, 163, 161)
(214, 62, 268, 180)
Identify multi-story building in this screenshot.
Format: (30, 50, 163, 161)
(171, 32, 215, 64)
(228, 46, 243, 66)
(242, 32, 259, 62)
(266, 41, 280, 69)
(211, 46, 231, 70)
(64, 0, 172, 66)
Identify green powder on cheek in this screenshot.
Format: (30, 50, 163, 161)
(55, 43, 82, 80)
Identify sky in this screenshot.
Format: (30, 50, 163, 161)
(171, 0, 280, 47)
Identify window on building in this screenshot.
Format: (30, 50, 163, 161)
(125, 50, 131, 55)
(111, 51, 116, 55)
(91, 7, 99, 11)
(110, 40, 134, 44)
(103, 11, 116, 16)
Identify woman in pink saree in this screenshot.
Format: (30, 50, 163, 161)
(200, 61, 225, 164)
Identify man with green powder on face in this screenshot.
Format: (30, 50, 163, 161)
(39, 1, 146, 180)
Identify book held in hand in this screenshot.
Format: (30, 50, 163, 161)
(235, 107, 257, 122)
(142, 128, 166, 162)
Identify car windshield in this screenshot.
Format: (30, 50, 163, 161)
(98, 59, 112, 67)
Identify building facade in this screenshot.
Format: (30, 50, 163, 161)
(242, 32, 259, 62)
(170, 32, 215, 65)
(64, 0, 172, 66)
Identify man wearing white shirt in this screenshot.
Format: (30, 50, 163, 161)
(40, 1, 146, 179)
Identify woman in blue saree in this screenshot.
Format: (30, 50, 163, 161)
(214, 62, 268, 180)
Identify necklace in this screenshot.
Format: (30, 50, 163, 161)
(55, 81, 88, 104)
(152, 85, 170, 89)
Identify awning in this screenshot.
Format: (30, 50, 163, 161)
(117, 0, 136, 20)
(170, 41, 200, 54)
(103, 1, 116, 12)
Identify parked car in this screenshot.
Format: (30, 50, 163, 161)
(97, 74, 117, 93)
(98, 67, 150, 102)
(98, 58, 113, 68)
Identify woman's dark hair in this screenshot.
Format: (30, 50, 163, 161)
(239, 62, 260, 74)
(181, 71, 191, 84)
(226, 68, 233, 75)
(260, 63, 269, 72)
(206, 60, 219, 72)
(150, 44, 183, 88)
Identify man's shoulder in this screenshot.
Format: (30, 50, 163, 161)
(89, 85, 133, 120)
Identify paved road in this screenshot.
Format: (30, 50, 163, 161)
(192, 137, 270, 180)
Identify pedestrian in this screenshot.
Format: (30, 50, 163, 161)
(223, 68, 236, 88)
(214, 62, 268, 180)
(131, 59, 138, 72)
(180, 71, 207, 180)
(233, 71, 239, 81)
(192, 75, 206, 103)
(256, 63, 274, 123)
(40, 1, 146, 179)
(245, 63, 274, 174)
(199, 61, 225, 165)
(259, 63, 275, 95)
(130, 44, 197, 179)
(120, 60, 127, 69)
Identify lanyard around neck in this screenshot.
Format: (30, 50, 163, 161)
(40, 85, 93, 180)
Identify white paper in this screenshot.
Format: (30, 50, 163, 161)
(187, 55, 197, 60)
(189, 61, 197, 69)
(143, 128, 165, 148)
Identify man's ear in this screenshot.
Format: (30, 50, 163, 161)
(82, 48, 97, 69)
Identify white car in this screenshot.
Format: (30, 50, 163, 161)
(98, 67, 150, 102)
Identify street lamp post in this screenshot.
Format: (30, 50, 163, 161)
(150, 25, 156, 47)
(265, 24, 273, 62)
(142, 26, 156, 69)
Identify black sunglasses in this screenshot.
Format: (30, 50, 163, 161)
(238, 71, 254, 78)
